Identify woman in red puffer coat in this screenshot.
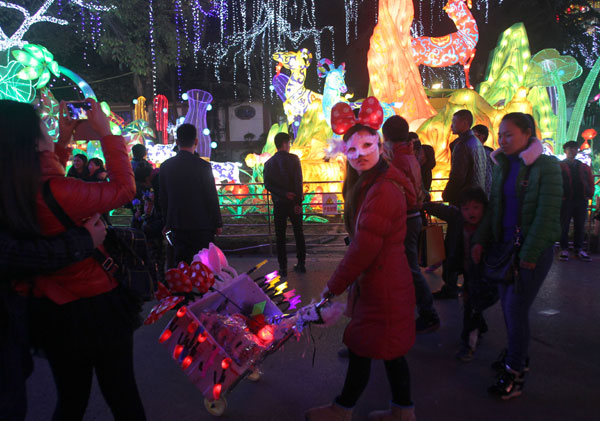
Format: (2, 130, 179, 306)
(306, 99, 416, 421)
(27, 99, 145, 420)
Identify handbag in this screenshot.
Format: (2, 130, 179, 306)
(482, 166, 531, 284)
(42, 180, 157, 301)
(418, 224, 446, 267)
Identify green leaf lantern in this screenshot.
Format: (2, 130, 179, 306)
(0, 61, 35, 103)
(525, 49, 582, 150)
(12, 44, 61, 89)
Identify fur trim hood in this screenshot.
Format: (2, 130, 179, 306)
(490, 137, 544, 166)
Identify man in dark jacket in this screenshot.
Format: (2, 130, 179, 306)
(559, 141, 594, 261)
(263, 132, 306, 276)
(160, 124, 222, 266)
(437, 110, 487, 299)
(443, 110, 487, 205)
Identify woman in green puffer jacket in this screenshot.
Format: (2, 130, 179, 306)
(472, 112, 562, 400)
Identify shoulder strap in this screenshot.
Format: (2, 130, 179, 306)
(42, 180, 77, 229)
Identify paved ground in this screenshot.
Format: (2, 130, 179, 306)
(26, 250, 600, 420)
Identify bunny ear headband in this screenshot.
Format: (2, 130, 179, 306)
(331, 96, 384, 136)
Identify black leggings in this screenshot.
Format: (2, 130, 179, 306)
(336, 350, 412, 408)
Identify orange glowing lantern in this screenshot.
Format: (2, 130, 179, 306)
(367, 0, 436, 123)
(581, 128, 596, 150)
(581, 128, 597, 140)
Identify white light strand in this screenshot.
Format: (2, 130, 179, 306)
(148, 0, 157, 96)
(0, 0, 114, 51)
(200, 0, 334, 99)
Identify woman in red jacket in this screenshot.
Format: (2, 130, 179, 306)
(0, 99, 145, 420)
(306, 99, 416, 421)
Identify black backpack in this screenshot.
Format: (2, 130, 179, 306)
(42, 180, 157, 301)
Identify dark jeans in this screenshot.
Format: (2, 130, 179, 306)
(441, 218, 462, 291)
(499, 245, 554, 372)
(170, 229, 214, 267)
(336, 350, 411, 408)
(273, 201, 306, 269)
(34, 288, 146, 421)
(560, 199, 588, 251)
(0, 293, 33, 421)
(405, 215, 437, 319)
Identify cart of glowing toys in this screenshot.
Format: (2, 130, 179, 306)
(144, 251, 331, 417)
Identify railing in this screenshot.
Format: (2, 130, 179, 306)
(215, 180, 346, 253)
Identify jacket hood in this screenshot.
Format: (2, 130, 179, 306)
(490, 137, 543, 166)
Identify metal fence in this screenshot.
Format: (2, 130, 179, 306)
(215, 174, 600, 255)
(215, 180, 346, 253)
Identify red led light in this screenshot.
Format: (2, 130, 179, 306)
(221, 358, 232, 370)
(258, 325, 274, 343)
(197, 332, 207, 343)
(187, 321, 199, 334)
(176, 306, 187, 318)
(213, 383, 222, 400)
(181, 356, 193, 369)
(158, 329, 172, 343)
(173, 344, 184, 359)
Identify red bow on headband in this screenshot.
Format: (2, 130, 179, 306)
(331, 97, 384, 135)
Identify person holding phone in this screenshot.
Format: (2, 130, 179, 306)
(0, 99, 146, 420)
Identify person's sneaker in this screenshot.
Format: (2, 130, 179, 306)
(415, 316, 440, 333)
(293, 263, 306, 273)
(488, 365, 525, 400)
(577, 250, 592, 262)
(559, 250, 569, 261)
(432, 286, 458, 299)
(491, 349, 530, 373)
(455, 344, 475, 362)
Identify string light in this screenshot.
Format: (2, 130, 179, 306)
(148, 0, 157, 96)
(200, 0, 334, 99)
(0, 0, 114, 51)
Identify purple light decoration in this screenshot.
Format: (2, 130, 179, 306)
(265, 271, 279, 283)
(287, 296, 302, 311)
(183, 89, 213, 158)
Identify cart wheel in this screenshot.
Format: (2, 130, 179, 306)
(204, 397, 227, 416)
(247, 368, 262, 382)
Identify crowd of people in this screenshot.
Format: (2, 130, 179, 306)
(0, 96, 596, 420)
